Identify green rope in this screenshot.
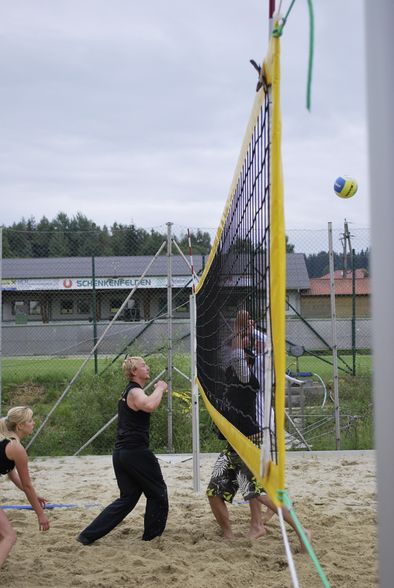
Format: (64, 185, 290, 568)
(306, 0, 314, 111)
(271, 0, 315, 111)
(277, 490, 331, 588)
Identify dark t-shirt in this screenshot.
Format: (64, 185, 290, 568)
(115, 381, 151, 450)
(0, 438, 15, 475)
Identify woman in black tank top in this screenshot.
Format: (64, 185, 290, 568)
(0, 406, 50, 568)
(77, 356, 169, 545)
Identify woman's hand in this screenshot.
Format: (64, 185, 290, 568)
(37, 496, 48, 509)
(37, 512, 50, 531)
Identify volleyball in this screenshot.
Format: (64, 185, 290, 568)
(334, 176, 358, 199)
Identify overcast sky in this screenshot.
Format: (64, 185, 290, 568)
(1, 1, 369, 240)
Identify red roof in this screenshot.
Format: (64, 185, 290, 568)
(321, 269, 368, 280)
(307, 269, 370, 296)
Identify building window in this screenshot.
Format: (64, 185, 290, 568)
(110, 299, 123, 315)
(29, 301, 41, 315)
(12, 301, 26, 316)
(61, 300, 74, 315)
(174, 290, 189, 314)
(157, 296, 167, 315)
(76, 300, 90, 314)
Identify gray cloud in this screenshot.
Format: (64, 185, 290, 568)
(0, 0, 368, 234)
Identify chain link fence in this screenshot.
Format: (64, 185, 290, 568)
(1, 221, 371, 454)
(287, 224, 371, 359)
(1, 222, 205, 455)
(284, 224, 372, 451)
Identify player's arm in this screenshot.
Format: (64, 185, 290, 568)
(7, 466, 24, 490)
(8, 468, 48, 507)
(6, 441, 50, 531)
(127, 381, 167, 413)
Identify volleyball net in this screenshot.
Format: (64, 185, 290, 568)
(195, 33, 286, 504)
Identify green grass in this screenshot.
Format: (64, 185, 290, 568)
(285, 355, 373, 451)
(286, 353, 372, 380)
(1, 352, 374, 456)
(3, 356, 109, 383)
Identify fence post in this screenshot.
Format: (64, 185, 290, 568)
(91, 255, 98, 375)
(328, 222, 341, 449)
(166, 222, 173, 453)
(351, 248, 356, 376)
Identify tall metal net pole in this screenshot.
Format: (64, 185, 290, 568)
(166, 222, 174, 452)
(328, 222, 341, 449)
(366, 1, 394, 585)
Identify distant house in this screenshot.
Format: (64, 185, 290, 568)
(300, 269, 371, 318)
(1, 255, 205, 323)
(1, 253, 310, 324)
(286, 253, 310, 315)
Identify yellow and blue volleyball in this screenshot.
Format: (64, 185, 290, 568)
(334, 176, 358, 199)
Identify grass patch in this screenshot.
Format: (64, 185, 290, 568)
(1, 353, 374, 456)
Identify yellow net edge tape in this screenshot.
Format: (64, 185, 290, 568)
(268, 31, 286, 494)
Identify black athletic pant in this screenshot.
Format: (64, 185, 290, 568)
(79, 447, 168, 543)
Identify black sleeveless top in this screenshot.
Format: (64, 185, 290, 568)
(0, 439, 16, 475)
(115, 381, 151, 449)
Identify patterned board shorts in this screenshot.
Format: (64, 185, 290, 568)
(206, 446, 264, 503)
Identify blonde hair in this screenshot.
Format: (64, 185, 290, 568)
(0, 406, 33, 441)
(122, 356, 144, 380)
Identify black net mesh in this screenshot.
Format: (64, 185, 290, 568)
(196, 91, 276, 459)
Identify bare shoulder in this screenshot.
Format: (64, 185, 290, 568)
(5, 438, 25, 459)
(126, 385, 146, 409)
(127, 385, 145, 399)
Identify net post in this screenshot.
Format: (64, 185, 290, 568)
(366, 2, 394, 584)
(190, 292, 200, 492)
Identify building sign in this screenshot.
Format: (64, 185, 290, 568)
(1, 276, 193, 291)
(2, 280, 17, 291)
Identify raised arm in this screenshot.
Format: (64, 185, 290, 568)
(127, 380, 168, 413)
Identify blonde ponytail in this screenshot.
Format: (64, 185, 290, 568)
(0, 406, 33, 440)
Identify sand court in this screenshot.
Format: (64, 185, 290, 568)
(0, 451, 378, 587)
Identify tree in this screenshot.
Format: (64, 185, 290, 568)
(1, 214, 212, 259)
(176, 230, 211, 255)
(286, 235, 295, 253)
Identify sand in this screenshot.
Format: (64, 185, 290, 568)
(0, 451, 378, 588)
